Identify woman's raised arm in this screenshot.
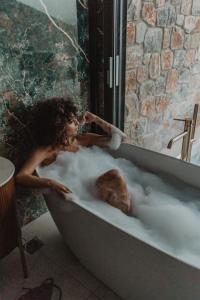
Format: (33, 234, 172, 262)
(77, 112, 126, 148)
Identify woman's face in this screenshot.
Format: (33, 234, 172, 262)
(65, 115, 80, 136)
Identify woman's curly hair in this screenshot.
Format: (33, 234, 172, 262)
(29, 97, 79, 147)
(5, 96, 79, 171)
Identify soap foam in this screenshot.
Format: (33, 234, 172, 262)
(107, 132, 122, 150)
(107, 127, 127, 150)
(38, 146, 200, 268)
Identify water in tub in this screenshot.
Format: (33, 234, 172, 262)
(38, 146, 200, 268)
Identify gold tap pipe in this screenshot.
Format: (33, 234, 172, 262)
(187, 104, 199, 162)
(182, 119, 192, 161)
(191, 104, 199, 139)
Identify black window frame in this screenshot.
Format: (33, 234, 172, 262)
(88, 0, 127, 130)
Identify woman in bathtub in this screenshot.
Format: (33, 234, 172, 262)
(16, 97, 132, 215)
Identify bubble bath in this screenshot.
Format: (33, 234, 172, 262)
(38, 145, 200, 268)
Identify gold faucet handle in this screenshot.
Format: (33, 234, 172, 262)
(174, 118, 185, 121)
(174, 118, 192, 126)
(174, 118, 191, 122)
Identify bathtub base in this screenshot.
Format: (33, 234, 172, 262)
(45, 193, 200, 300)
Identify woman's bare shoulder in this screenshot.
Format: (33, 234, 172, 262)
(16, 146, 54, 176)
(76, 133, 110, 147)
(30, 146, 54, 158)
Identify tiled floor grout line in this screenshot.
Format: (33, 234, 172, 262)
(85, 291, 101, 300)
(66, 269, 99, 293)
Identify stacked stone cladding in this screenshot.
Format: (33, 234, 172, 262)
(125, 0, 200, 152)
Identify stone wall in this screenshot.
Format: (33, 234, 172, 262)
(125, 0, 200, 152)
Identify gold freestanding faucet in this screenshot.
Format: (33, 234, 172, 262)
(167, 104, 199, 162)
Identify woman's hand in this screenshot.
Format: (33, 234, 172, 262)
(48, 179, 72, 197)
(82, 111, 127, 141)
(83, 111, 97, 124)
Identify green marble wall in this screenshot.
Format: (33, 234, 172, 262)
(0, 0, 89, 224)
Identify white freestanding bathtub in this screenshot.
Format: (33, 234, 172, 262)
(37, 143, 200, 300)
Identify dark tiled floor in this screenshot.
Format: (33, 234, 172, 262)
(0, 212, 123, 300)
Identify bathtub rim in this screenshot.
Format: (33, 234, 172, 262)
(35, 142, 200, 271)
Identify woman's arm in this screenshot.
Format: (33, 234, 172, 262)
(84, 112, 126, 137)
(16, 148, 71, 194)
(78, 112, 126, 148)
(77, 132, 112, 148)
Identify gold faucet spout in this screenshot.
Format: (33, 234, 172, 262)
(167, 131, 188, 149)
